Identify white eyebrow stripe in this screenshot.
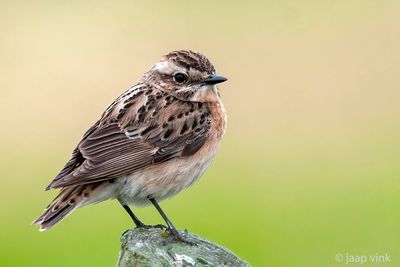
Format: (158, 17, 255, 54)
(154, 61, 186, 75)
(188, 68, 205, 78)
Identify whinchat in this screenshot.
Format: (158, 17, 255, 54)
(33, 50, 227, 241)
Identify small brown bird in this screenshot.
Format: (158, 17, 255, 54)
(33, 50, 227, 240)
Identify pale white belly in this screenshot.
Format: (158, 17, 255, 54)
(115, 151, 216, 206)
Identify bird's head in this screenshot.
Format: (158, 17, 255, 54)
(143, 50, 227, 102)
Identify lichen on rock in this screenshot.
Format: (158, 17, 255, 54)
(117, 228, 251, 267)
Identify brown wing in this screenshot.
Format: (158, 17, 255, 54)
(47, 86, 211, 189)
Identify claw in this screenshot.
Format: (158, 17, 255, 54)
(183, 228, 188, 237)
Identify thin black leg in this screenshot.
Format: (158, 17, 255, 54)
(149, 198, 176, 230)
(118, 199, 145, 228)
(149, 198, 190, 242)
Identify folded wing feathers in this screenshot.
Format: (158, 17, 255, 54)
(47, 87, 211, 189)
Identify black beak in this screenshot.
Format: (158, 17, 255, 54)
(203, 75, 228, 85)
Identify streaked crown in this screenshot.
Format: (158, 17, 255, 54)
(162, 50, 216, 75)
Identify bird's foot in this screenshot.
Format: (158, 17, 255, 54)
(151, 224, 167, 229)
(121, 224, 166, 236)
(136, 223, 166, 230)
(162, 228, 196, 245)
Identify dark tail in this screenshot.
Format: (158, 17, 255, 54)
(33, 185, 85, 231)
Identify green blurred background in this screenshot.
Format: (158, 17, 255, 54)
(1, 1, 399, 266)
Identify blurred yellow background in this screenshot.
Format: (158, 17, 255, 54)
(1, 1, 399, 266)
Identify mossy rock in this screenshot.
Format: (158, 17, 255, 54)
(117, 228, 251, 267)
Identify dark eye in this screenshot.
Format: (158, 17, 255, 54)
(173, 73, 188, 84)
